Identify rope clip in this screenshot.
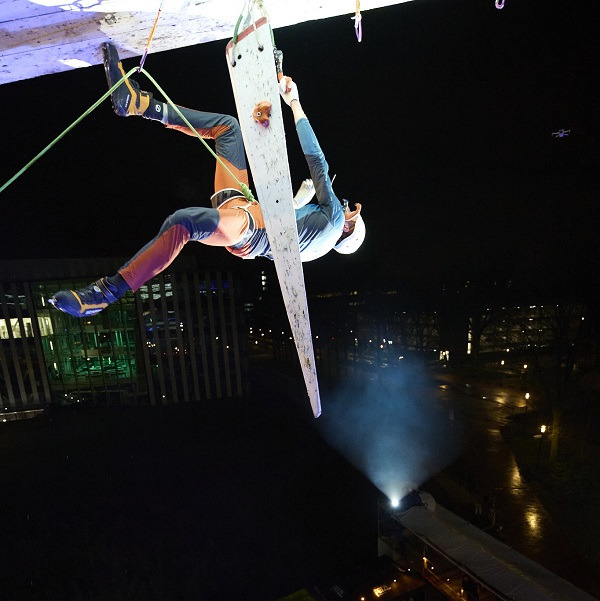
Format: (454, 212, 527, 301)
(352, 12, 362, 42)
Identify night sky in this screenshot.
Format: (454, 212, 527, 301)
(1, 0, 598, 294)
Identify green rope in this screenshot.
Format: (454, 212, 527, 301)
(232, 0, 275, 47)
(1, 66, 255, 203)
(232, 11, 244, 44)
(0, 66, 139, 195)
(141, 69, 256, 203)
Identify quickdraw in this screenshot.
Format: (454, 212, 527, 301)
(231, 0, 273, 66)
(139, 1, 163, 72)
(352, 0, 363, 41)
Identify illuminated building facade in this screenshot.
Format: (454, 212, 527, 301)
(0, 258, 247, 412)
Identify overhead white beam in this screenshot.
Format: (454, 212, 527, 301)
(0, 0, 413, 85)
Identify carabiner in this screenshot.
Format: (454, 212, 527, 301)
(352, 12, 362, 42)
(353, 0, 362, 42)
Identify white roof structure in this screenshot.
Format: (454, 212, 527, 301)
(398, 503, 597, 601)
(0, 0, 413, 85)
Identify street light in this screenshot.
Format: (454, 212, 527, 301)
(523, 392, 530, 433)
(535, 424, 547, 468)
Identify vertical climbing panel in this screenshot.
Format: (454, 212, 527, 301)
(226, 17, 321, 417)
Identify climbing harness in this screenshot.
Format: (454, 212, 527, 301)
(353, 0, 363, 41)
(139, 1, 164, 72)
(142, 69, 256, 202)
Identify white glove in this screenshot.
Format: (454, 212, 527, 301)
(293, 179, 315, 209)
(279, 76, 299, 106)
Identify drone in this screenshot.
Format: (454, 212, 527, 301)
(552, 129, 571, 138)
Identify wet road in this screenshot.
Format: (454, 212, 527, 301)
(424, 372, 600, 598)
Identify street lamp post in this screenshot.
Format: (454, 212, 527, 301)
(535, 424, 547, 468)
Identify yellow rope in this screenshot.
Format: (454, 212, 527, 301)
(139, 1, 164, 72)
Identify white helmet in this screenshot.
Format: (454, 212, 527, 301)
(334, 203, 365, 254)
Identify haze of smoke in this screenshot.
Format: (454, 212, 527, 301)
(318, 364, 460, 501)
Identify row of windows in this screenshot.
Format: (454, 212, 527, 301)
(0, 272, 246, 410)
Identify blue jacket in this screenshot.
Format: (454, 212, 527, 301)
(243, 118, 345, 261)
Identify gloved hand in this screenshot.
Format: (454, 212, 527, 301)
(293, 179, 315, 209)
(279, 75, 299, 106)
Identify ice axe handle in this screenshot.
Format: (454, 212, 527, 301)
(274, 48, 283, 81)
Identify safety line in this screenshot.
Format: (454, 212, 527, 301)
(0, 66, 138, 195)
(1, 67, 255, 203)
(232, 0, 251, 42)
(140, 69, 256, 203)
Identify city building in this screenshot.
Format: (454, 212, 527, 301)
(0, 257, 248, 414)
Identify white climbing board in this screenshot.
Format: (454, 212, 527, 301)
(226, 17, 321, 418)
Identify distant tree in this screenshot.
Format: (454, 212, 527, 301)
(437, 279, 513, 365)
(503, 300, 588, 462)
(390, 309, 440, 355)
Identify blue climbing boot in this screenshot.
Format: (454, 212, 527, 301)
(101, 42, 151, 117)
(49, 278, 120, 318)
